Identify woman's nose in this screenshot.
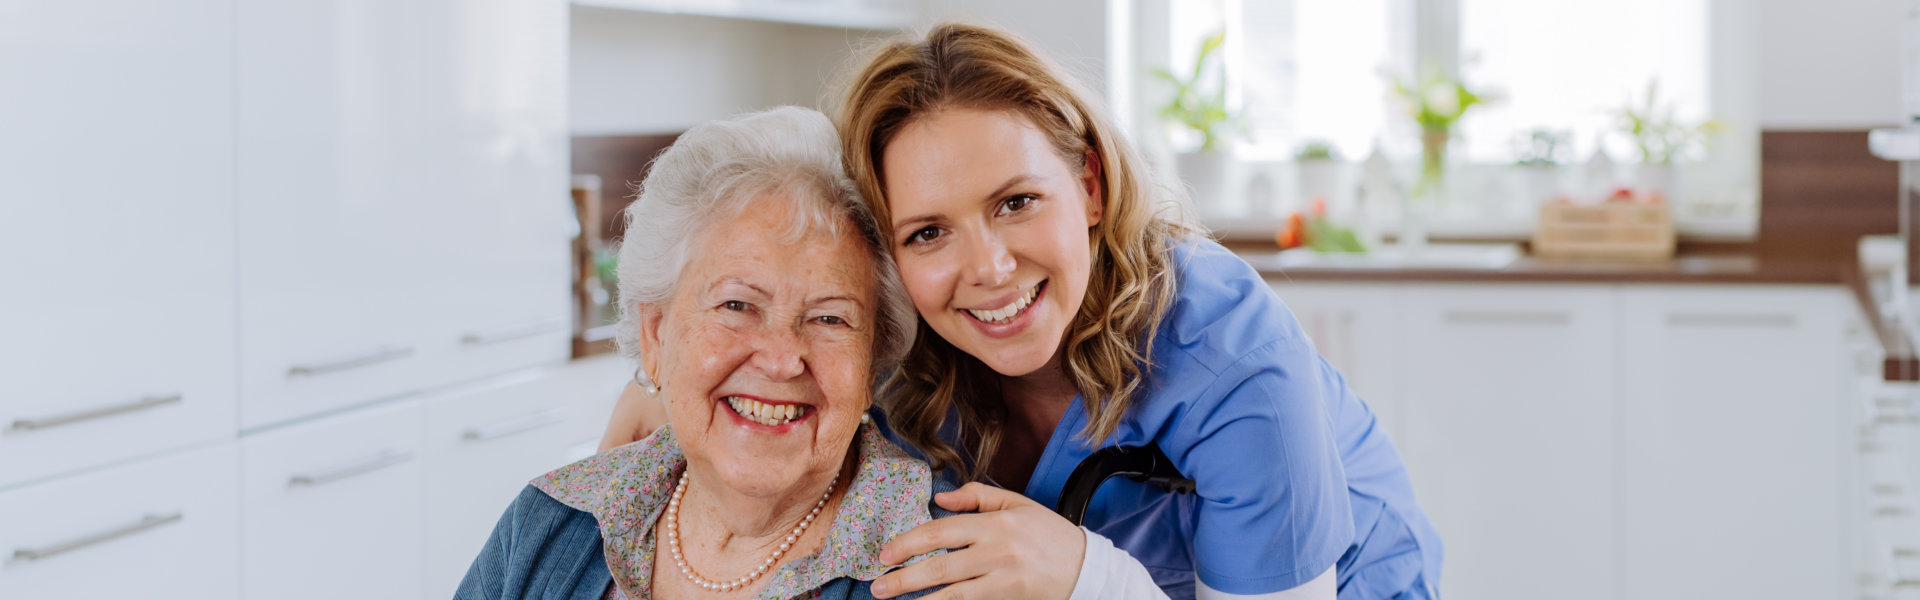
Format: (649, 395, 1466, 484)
(748, 324, 807, 381)
(965, 231, 1016, 287)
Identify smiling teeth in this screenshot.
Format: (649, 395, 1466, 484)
(725, 396, 804, 427)
(967, 284, 1039, 325)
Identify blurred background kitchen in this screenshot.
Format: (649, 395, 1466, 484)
(3, 0, 1917, 598)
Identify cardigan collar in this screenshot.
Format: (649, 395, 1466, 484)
(532, 423, 935, 599)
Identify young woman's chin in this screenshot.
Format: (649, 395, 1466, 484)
(945, 312, 1067, 379)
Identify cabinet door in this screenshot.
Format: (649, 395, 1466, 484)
(1399, 284, 1617, 600)
(412, 0, 574, 389)
(422, 367, 587, 598)
(1619, 286, 1848, 600)
(235, 0, 435, 429)
(0, 0, 237, 488)
(241, 401, 425, 600)
(0, 443, 239, 600)
(1267, 281, 1404, 443)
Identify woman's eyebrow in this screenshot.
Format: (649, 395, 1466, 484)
(980, 173, 1038, 203)
(709, 277, 771, 299)
(807, 294, 865, 309)
(891, 173, 1042, 231)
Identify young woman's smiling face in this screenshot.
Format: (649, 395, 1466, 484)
(881, 108, 1102, 378)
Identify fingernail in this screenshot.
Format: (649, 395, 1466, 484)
(872, 580, 891, 596)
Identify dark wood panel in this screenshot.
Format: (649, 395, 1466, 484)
(571, 133, 682, 240)
(1756, 130, 1902, 265)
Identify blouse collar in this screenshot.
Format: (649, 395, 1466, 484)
(531, 423, 936, 599)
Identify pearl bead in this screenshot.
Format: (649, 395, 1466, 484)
(663, 468, 837, 593)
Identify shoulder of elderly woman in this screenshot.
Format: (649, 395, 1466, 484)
(454, 483, 957, 600)
(455, 485, 613, 600)
(455, 441, 960, 600)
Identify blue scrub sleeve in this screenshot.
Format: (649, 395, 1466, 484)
(1167, 338, 1355, 595)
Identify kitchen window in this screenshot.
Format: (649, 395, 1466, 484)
(1127, 0, 1759, 236)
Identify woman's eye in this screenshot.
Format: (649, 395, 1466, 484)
(721, 300, 749, 312)
(995, 194, 1036, 217)
(905, 226, 942, 246)
(816, 315, 846, 326)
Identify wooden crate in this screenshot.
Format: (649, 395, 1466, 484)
(1532, 202, 1675, 260)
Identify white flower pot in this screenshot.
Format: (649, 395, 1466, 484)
(1176, 151, 1237, 218)
(1635, 163, 1676, 201)
(1522, 164, 1562, 206)
(1295, 159, 1349, 216)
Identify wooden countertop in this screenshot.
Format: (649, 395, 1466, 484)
(1225, 239, 1920, 380)
(1224, 241, 1851, 285)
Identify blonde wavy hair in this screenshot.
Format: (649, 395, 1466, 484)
(834, 22, 1192, 481)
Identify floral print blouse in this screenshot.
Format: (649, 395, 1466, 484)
(530, 423, 936, 600)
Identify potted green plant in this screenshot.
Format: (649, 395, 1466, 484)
(1293, 139, 1346, 216)
(1614, 79, 1721, 201)
(1512, 128, 1568, 208)
(1153, 30, 1239, 215)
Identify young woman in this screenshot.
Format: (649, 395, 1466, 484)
(605, 23, 1442, 600)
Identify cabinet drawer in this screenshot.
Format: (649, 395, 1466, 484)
(241, 400, 424, 600)
(0, 443, 239, 600)
(422, 368, 584, 598)
(1, 381, 234, 490)
(423, 315, 572, 392)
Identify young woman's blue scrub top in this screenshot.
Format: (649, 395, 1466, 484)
(1012, 239, 1441, 599)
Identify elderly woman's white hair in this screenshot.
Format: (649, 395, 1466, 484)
(614, 106, 917, 381)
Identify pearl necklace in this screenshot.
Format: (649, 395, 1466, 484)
(664, 471, 838, 593)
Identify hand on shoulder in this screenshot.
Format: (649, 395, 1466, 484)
(870, 482, 1085, 600)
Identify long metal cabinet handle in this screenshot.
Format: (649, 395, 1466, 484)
(462, 409, 567, 442)
(1442, 310, 1570, 326)
(461, 320, 566, 347)
(9, 512, 183, 563)
(287, 345, 412, 377)
(288, 449, 414, 488)
(1665, 313, 1797, 328)
(9, 394, 183, 432)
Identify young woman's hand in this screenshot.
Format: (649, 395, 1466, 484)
(597, 381, 668, 452)
(871, 482, 1085, 600)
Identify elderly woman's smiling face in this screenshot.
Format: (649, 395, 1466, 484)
(637, 191, 878, 499)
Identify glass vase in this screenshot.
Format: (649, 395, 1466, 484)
(1401, 126, 1451, 250)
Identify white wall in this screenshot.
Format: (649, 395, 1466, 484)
(569, 1, 1120, 135)
(918, 0, 1113, 98)
(1758, 0, 1905, 129)
(568, 6, 884, 135)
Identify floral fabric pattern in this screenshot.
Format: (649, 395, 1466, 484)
(531, 423, 935, 600)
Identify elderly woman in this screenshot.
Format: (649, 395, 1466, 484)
(456, 106, 940, 600)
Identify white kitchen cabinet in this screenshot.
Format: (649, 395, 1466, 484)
(1398, 284, 1619, 600)
(0, 442, 240, 600)
(1267, 281, 1405, 444)
(235, 0, 573, 429)
(235, 0, 439, 429)
(0, 0, 238, 489)
(572, 0, 918, 30)
(413, 0, 575, 391)
(1618, 286, 1851, 600)
(241, 400, 425, 600)
(423, 368, 587, 598)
